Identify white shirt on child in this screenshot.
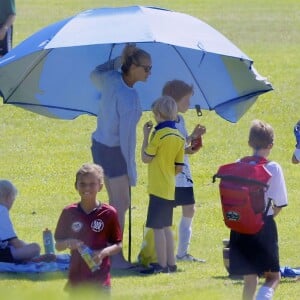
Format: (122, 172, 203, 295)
(264, 161, 288, 215)
(175, 115, 193, 188)
(0, 204, 16, 248)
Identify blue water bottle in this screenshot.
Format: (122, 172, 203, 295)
(43, 228, 55, 254)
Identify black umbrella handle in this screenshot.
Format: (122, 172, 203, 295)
(195, 104, 202, 117)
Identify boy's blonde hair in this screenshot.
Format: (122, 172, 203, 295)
(248, 119, 274, 150)
(151, 96, 178, 121)
(162, 80, 194, 102)
(0, 180, 18, 202)
(75, 163, 104, 185)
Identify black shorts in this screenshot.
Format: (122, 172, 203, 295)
(229, 216, 279, 276)
(146, 195, 174, 229)
(0, 247, 14, 262)
(174, 187, 195, 206)
(91, 139, 127, 178)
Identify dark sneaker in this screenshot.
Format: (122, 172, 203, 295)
(140, 264, 169, 274)
(168, 264, 177, 273)
(176, 254, 206, 263)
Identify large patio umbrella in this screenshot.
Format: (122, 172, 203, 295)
(0, 5, 272, 123)
(0, 6, 273, 262)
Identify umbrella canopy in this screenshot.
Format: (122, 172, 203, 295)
(0, 6, 272, 122)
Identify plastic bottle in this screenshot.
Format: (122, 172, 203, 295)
(77, 244, 100, 272)
(43, 228, 55, 254)
(222, 239, 230, 274)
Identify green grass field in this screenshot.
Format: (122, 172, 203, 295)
(0, 0, 299, 299)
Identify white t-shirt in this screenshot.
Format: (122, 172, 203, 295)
(264, 161, 288, 215)
(0, 204, 16, 248)
(175, 115, 193, 188)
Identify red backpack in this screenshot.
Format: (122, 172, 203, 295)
(213, 156, 272, 235)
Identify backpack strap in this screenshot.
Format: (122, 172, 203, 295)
(263, 197, 273, 218)
(212, 173, 269, 187)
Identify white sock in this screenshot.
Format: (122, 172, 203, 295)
(256, 286, 274, 300)
(177, 216, 192, 257)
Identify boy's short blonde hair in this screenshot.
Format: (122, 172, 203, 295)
(75, 163, 104, 185)
(162, 80, 194, 102)
(248, 119, 274, 150)
(151, 96, 178, 121)
(0, 180, 18, 202)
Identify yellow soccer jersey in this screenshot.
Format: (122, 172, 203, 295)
(145, 121, 185, 200)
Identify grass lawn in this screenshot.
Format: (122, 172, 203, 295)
(0, 0, 299, 299)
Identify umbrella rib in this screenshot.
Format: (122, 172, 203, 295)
(5, 50, 51, 103)
(172, 45, 211, 109)
(213, 88, 273, 109)
(6, 102, 97, 116)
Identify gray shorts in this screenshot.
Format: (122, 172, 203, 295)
(91, 139, 127, 178)
(146, 194, 174, 229)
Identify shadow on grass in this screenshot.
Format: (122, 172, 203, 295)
(212, 274, 244, 285)
(111, 264, 187, 278)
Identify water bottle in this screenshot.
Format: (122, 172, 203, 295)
(222, 239, 230, 274)
(43, 228, 55, 254)
(77, 244, 100, 272)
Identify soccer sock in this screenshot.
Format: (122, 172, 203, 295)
(177, 216, 192, 257)
(256, 286, 274, 300)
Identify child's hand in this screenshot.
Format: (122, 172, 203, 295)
(92, 250, 104, 266)
(143, 121, 153, 136)
(186, 145, 198, 154)
(67, 239, 83, 250)
(192, 124, 206, 138)
(294, 121, 300, 147)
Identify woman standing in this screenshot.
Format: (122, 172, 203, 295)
(90, 44, 152, 268)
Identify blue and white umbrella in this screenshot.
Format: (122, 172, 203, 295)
(0, 6, 272, 122)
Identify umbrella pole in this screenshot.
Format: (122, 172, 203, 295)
(128, 187, 132, 263)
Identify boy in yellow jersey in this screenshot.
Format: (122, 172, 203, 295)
(141, 96, 185, 274)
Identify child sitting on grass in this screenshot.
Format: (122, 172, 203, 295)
(0, 179, 40, 263)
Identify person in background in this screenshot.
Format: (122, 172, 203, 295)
(54, 163, 122, 294)
(291, 120, 300, 164)
(229, 120, 288, 300)
(162, 79, 206, 262)
(0, 179, 41, 263)
(90, 44, 151, 269)
(0, 0, 16, 57)
(141, 96, 185, 274)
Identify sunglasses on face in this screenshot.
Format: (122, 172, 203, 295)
(137, 64, 152, 73)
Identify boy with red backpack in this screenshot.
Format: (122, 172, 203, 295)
(217, 120, 288, 300)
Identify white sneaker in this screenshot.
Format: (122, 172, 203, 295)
(176, 253, 206, 263)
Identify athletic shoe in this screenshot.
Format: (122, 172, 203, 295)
(168, 264, 177, 273)
(140, 263, 169, 274)
(176, 253, 206, 263)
